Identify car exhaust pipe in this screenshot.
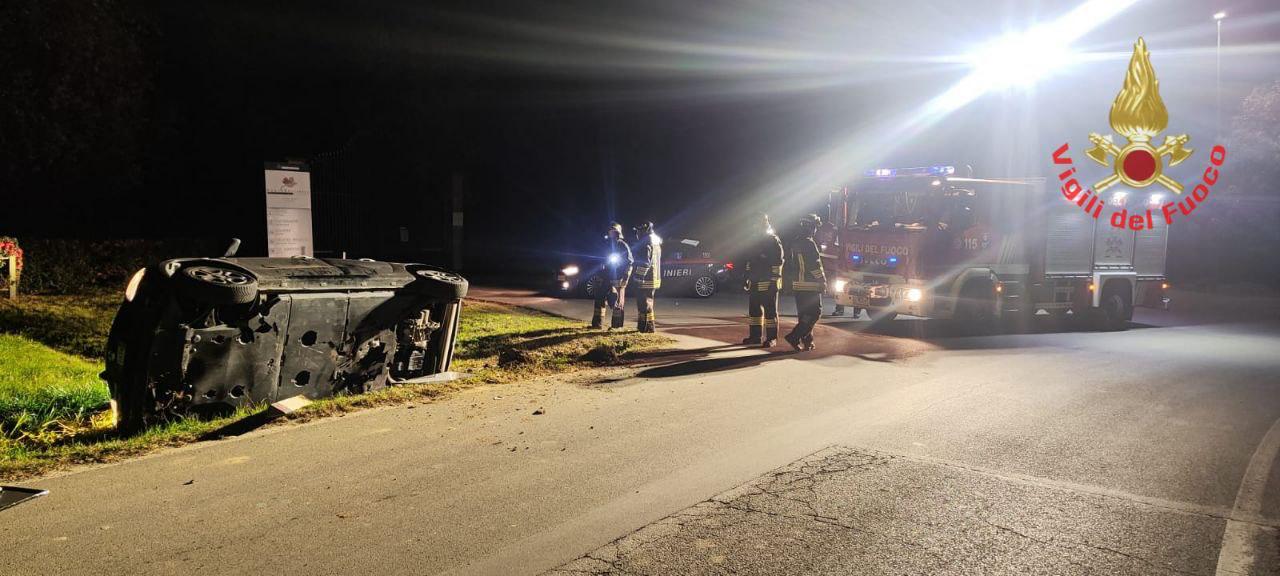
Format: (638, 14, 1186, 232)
(223, 238, 241, 258)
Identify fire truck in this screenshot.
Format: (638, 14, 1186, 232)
(823, 165, 1170, 331)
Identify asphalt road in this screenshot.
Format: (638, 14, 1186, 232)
(2, 287, 1279, 575)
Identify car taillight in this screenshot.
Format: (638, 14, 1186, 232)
(724, 262, 734, 270)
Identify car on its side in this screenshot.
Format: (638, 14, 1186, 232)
(104, 244, 467, 432)
(555, 238, 737, 299)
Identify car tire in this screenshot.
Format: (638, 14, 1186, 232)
(176, 264, 259, 305)
(583, 275, 603, 299)
(408, 267, 469, 300)
(693, 275, 716, 298)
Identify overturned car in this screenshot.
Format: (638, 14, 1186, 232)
(104, 247, 467, 432)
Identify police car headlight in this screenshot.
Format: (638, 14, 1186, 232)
(562, 265, 579, 276)
(832, 279, 847, 293)
(124, 268, 146, 302)
(905, 288, 923, 302)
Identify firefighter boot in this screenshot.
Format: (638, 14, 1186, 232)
(743, 319, 763, 345)
(784, 333, 803, 352)
(762, 315, 779, 348)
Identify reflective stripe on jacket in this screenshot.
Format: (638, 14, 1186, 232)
(744, 232, 784, 290)
(789, 236, 826, 292)
(631, 234, 663, 290)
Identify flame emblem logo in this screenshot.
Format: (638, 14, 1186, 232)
(1086, 38, 1193, 193)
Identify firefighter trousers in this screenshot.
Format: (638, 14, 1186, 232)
(592, 283, 626, 328)
(635, 289, 656, 333)
(787, 292, 822, 345)
(746, 285, 779, 342)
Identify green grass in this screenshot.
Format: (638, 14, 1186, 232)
(0, 296, 670, 480)
(0, 335, 110, 441)
(0, 293, 118, 358)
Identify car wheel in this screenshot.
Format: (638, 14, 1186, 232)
(583, 276, 603, 299)
(177, 264, 258, 305)
(693, 275, 716, 298)
(408, 267, 469, 300)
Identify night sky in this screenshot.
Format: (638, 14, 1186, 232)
(3, 0, 1278, 274)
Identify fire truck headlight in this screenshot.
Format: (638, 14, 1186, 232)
(832, 279, 848, 294)
(905, 288, 923, 302)
(607, 254, 620, 265)
(561, 265, 579, 277)
(561, 281, 570, 290)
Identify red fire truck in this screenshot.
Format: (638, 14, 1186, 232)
(823, 165, 1170, 331)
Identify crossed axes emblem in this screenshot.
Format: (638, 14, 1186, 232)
(1086, 133, 1192, 193)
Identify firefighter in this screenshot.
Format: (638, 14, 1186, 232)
(742, 212, 784, 347)
(591, 222, 633, 329)
(631, 222, 662, 333)
(785, 214, 827, 351)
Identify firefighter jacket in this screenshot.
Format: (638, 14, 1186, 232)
(631, 233, 662, 290)
(789, 235, 826, 292)
(605, 238, 633, 288)
(744, 232, 784, 290)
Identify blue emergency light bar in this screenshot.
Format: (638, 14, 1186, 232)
(864, 165, 956, 178)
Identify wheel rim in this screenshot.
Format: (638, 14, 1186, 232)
(415, 269, 462, 283)
(694, 276, 715, 297)
(187, 267, 251, 286)
(585, 278, 598, 297)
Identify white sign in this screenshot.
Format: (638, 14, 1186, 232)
(264, 165, 314, 257)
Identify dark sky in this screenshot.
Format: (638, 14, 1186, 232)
(4, 0, 1278, 272)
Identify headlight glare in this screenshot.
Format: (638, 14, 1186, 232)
(125, 268, 146, 302)
(562, 265, 579, 276)
(905, 288, 923, 302)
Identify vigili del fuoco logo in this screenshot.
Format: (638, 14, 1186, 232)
(1050, 37, 1226, 230)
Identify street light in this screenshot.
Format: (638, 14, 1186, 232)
(1215, 11, 1226, 139)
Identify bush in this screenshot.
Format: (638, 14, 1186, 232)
(17, 238, 222, 295)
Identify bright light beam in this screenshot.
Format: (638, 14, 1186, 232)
(966, 0, 1143, 94)
(728, 0, 1144, 251)
(864, 0, 1144, 157)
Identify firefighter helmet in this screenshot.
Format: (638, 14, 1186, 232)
(634, 221, 654, 237)
(800, 213, 822, 228)
(756, 212, 772, 234)
(607, 222, 623, 237)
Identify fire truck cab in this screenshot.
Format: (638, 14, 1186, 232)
(825, 165, 1170, 331)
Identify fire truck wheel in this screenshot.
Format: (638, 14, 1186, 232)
(1095, 289, 1132, 332)
(868, 309, 897, 324)
(956, 282, 997, 335)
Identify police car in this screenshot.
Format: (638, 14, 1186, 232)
(556, 238, 734, 298)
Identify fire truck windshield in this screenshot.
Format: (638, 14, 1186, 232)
(848, 184, 936, 230)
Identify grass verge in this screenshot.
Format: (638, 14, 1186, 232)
(0, 297, 670, 480)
